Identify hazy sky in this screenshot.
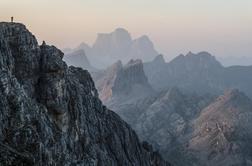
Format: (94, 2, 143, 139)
(1, 0, 252, 62)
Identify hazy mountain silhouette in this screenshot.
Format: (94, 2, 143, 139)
(65, 28, 158, 69)
(63, 49, 96, 71)
(144, 51, 252, 98)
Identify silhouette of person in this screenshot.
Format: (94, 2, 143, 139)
(11, 17, 14, 23)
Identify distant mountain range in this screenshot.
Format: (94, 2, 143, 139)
(93, 51, 252, 100)
(64, 28, 159, 69)
(62, 27, 252, 166)
(91, 52, 252, 166)
(144, 51, 252, 98)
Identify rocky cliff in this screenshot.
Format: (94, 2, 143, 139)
(91, 60, 123, 102)
(0, 22, 169, 166)
(112, 59, 153, 96)
(92, 59, 153, 104)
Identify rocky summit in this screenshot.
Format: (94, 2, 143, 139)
(112, 59, 152, 96)
(0, 22, 170, 166)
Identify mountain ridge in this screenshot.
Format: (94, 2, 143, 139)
(144, 52, 252, 98)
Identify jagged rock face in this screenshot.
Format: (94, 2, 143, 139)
(106, 86, 214, 166)
(112, 59, 152, 96)
(129, 36, 158, 63)
(134, 88, 212, 145)
(63, 49, 95, 71)
(70, 28, 158, 69)
(143, 54, 167, 90)
(187, 90, 252, 166)
(104, 77, 252, 166)
(0, 23, 40, 97)
(92, 59, 153, 104)
(0, 22, 169, 166)
(93, 28, 132, 54)
(169, 52, 223, 70)
(144, 52, 252, 98)
(144, 52, 224, 94)
(93, 59, 155, 126)
(91, 60, 123, 102)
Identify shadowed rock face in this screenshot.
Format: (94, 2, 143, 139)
(91, 60, 123, 102)
(112, 59, 152, 96)
(0, 22, 170, 166)
(92, 59, 154, 104)
(92, 59, 156, 127)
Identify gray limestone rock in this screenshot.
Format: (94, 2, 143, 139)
(0, 22, 170, 166)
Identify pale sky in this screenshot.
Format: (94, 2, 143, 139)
(1, 0, 252, 62)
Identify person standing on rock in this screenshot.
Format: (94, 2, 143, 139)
(11, 17, 14, 23)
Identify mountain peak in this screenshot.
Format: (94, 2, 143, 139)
(185, 51, 212, 58)
(133, 35, 155, 48)
(112, 59, 151, 96)
(185, 51, 219, 63)
(138, 35, 150, 41)
(0, 22, 26, 29)
(93, 27, 132, 54)
(0, 22, 38, 48)
(114, 27, 129, 34)
(82, 28, 158, 68)
(112, 27, 132, 41)
(170, 51, 223, 69)
(152, 54, 165, 64)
